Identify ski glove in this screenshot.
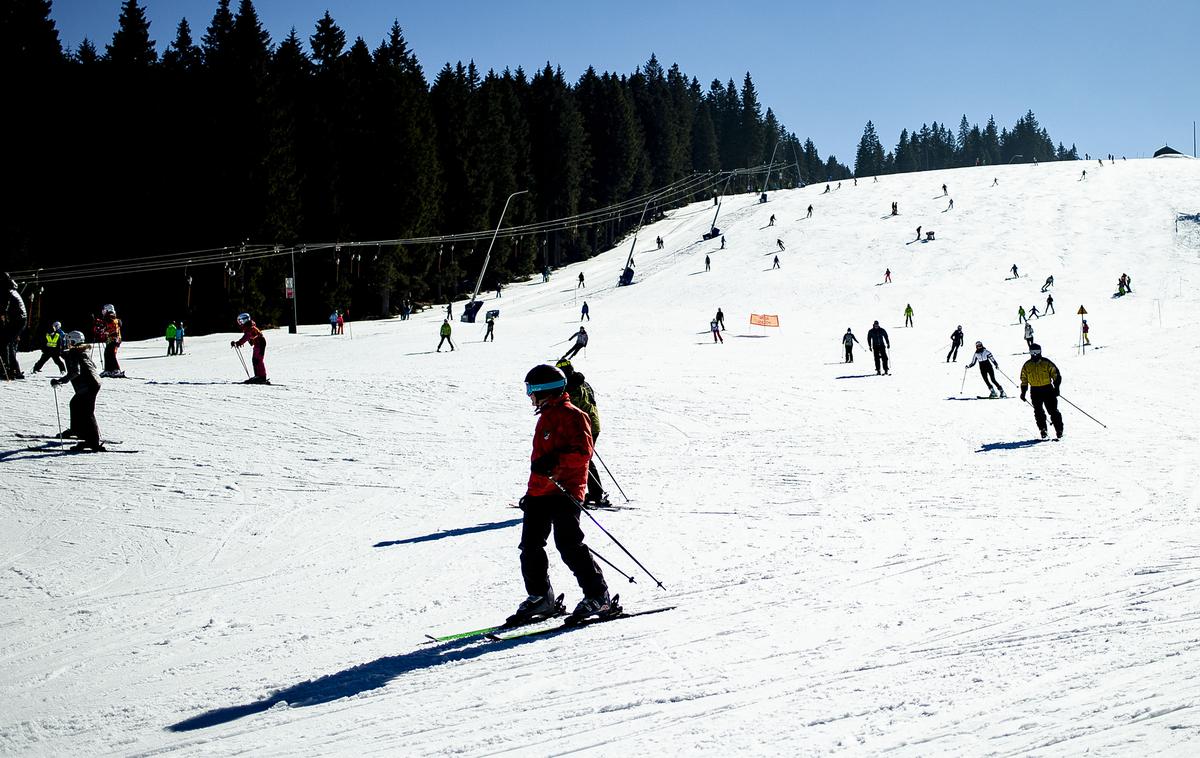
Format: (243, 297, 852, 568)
(530, 453, 558, 476)
(50, 378, 60, 387)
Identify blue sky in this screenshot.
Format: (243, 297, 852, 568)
(51, 1, 1199, 164)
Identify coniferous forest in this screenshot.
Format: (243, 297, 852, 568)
(1, 0, 1076, 340)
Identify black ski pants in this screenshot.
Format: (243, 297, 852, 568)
(947, 342, 961, 361)
(562, 342, 584, 361)
(1030, 385, 1063, 437)
(436, 335, 454, 351)
(484, 325, 494, 342)
(844, 344, 853, 363)
(69, 386, 101, 446)
(979, 362, 1001, 391)
(2, 323, 23, 376)
(103, 342, 120, 372)
(33, 349, 65, 372)
(519, 493, 607, 599)
(873, 348, 889, 373)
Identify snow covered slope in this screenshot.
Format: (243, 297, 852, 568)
(3, 158, 1200, 756)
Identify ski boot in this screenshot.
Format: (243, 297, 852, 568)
(583, 493, 613, 510)
(505, 590, 565, 627)
(70, 441, 106, 453)
(1040, 428, 1049, 440)
(565, 593, 622, 625)
(999, 388, 1006, 398)
(989, 388, 998, 398)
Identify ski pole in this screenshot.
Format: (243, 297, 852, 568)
(1057, 393, 1108, 428)
(549, 477, 665, 589)
(233, 344, 250, 378)
(51, 383, 65, 450)
(593, 450, 630, 502)
(589, 547, 635, 584)
(959, 366, 968, 394)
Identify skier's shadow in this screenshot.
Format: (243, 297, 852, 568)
(976, 439, 1045, 452)
(373, 519, 522, 547)
(167, 633, 553, 733)
(834, 373, 876, 379)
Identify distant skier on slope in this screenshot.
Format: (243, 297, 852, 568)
(98, 304, 123, 378)
(772, 255, 781, 269)
(1024, 322, 1035, 349)
(1045, 293, 1055, 314)
(884, 268, 891, 284)
(561, 326, 588, 361)
(710, 318, 723, 343)
(1029, 305, 1041, 319)
(577, 272, 586, 289)
(947, 325, 964, 362)
(867, 320, 890, 375)
(1041, 275, 1054, 292)
(231, 312, 269, 383)
(51, 330, 106, 451)
(904, 304, 914, 327)
(31, 321, 65, 374)
(1019, 344, 1064, 440)
(510, 364, 614, 626)
(715, 308, 725, 331)
(776, 239, 785, 252)
(806, 204, 813, 218)
(1018, 305, 1027, 324)
(842, 328, 860, 363)
(437, 319, 455, 352)
(965, 341, 1005, 397)
(580, 301, 590, 322)
(1, 272, 26, 379)
(769, 214, 775, 226)
(1011, 264, 1019, 279)
(484, 312, 496, 342)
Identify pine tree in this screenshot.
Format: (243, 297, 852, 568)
(0, 0, 63, 68)
(739, 72, 764, 169)
(310, 11, 346, 70)
(106, 0, 157, 66)
(201, 0, 235, 69)
(854, 120, 886, 177)
(161, 18, 201, 71)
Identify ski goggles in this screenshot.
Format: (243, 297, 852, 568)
(525, 379, 566, 396)
(1029, 348, 1042, 357)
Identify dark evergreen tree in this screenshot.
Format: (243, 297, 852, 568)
(106, 0, 157, 66)
(854, 120, 886, 177)
(161, 18, 201, 71)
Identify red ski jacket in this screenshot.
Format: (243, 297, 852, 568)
(235, 323, 265, 349)
(527, 393, 593, 501)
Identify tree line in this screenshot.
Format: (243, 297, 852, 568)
(853, 112, 1078, 178)
(2, 0, 854, 339)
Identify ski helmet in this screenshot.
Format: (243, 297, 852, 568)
(63, 331, 86, 348)
(555, 358, 573, 371)
(101, 304, 115, 315)
(524, 364, 566, 397)
(1029, 343, 1042, 356)
(975, 340, 983, 348)
(51, 321, 61, 331)
(237, 312, 251, 326)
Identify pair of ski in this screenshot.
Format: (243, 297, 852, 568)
(426, 594, 674, 644)
(13, 433, 137, 453)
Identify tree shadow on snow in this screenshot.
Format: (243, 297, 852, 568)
(976, 439, 1044, 452)
(373, 518, 522, 547)
(166, 632, 553, 733)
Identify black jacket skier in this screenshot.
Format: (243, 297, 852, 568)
(842, 329, 860, 363)
(51, 332, 104, 450)
(2, 272, 27, 379)
(946, 326, 964, 362)
(866, 321, 890, 374)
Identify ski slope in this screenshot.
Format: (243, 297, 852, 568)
(3, 158, 1200, 756)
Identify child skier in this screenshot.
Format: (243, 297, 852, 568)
(965, 341, 1005, 397)
(50, 331, 105, 451)
(710, 318, 723, 343)
(437, 319, 455, 352)
(842, 328, 859, 363)
(510, 364, 613, 625)
(231, 312, 269, 383)
(99, 304, 123, 377)
(32, 321, 66, 373)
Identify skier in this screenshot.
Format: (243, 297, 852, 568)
(542, 266, 550, 283)
(947, 198, 954, 210)
(776, 239, 785, 252)
(1082, 319, 1090, 345)
(231, 312, 269, 383)
(437, 319, 455, 352)
(769, 214, 776, 226)
(867, 320, 890, 375)
(577, 272, 585, 289)
(1018, 305, 1027, 324)
(772, 255, 781, 269)
(720, 236, 726, 250)
(50, 331, 105, 451)
(891, 201, 898, 216)
(715, 308, 725, 331)
(823, 184, 831, 194)
(965, 341, 1005, 397)
(330, 310, 339, 335)
(556, 359, 609, 507)
(561, 326, 588, 361)
(884, 268, 891, 284)
(946, 325, 964, 362)
(806, 204, 813, 218)
(31, 321, 66, 374)
(446, 302, 453, 319)
(496, 283, 502, 298)
(580, 301, 590, 322)
(710, 318, 723, 343)
(942, 183, 948, 196)
(842, 328, 860, 363)
(1081, 170, 1087, 181)
(98, 304, 123, 378)
(1011, 264, 1019, 279)
(175, 321, 185, 354)
(705, 255, 711, 272)
(1046, 293, 1055, 314)
(1029, 305, 1041, 319)
(337, 311, 345, 335)
(904, 304, 914, 327)
(915, 226, 922, 242)
(1019, 344, 1064, 439)
(510, 364, 614, 625)
(165, 322, 177, 356)
(2, 272, 27, 379)
(1024, 321, 1035, 348)
(1123, 273, 1133, 293)
(1041, 275, 1054, 292)
(992, 178, 999, 186)
(484, 313, 496, 342)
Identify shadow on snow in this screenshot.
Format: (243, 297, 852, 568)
(373, 518, 522, 548)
